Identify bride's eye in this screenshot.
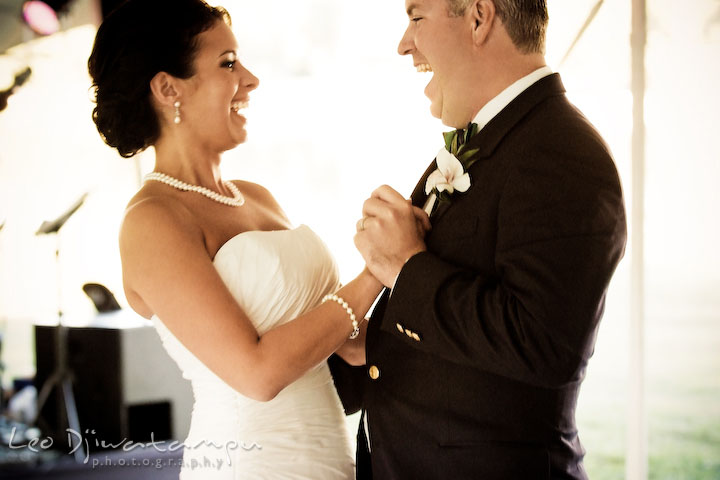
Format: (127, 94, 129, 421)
(222, 60, 236, 71)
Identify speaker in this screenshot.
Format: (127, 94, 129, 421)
(34, 313, 193, 449)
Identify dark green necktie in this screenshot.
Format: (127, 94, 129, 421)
(443, 122, 479, 157)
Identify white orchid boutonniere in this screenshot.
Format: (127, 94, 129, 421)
(425, 147, 471, 198)
(424, 123, 480, 215)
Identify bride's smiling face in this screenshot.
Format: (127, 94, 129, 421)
(178, 21, 259, 151)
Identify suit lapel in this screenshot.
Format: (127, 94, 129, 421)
(410, 161, 438, 208)
(425, 73, 567, 223)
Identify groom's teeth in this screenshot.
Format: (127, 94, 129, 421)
(416, 64, 432, 73)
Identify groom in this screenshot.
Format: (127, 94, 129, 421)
(346, 0, 627, 478)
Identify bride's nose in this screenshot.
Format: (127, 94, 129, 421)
(239, 65, 259, 91)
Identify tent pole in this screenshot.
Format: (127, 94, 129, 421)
(628, 0, 647, 478)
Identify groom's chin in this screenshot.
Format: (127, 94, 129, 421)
(430, 106, 443, 122)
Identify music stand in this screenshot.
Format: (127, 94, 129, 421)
(82, 283, 121, 313)
(0, 67, 32, 113)
(33, 193, 87, 463)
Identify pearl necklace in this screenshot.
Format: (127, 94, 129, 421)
(144, 172, 245, 207)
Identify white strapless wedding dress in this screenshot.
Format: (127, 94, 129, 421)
(151, 225, 354, 479)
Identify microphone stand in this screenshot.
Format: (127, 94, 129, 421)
(33, 193, 87, 463)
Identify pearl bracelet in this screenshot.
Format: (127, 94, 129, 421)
(322, 293, 360, 339)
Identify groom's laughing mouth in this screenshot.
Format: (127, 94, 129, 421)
(414, 62, 442, 119)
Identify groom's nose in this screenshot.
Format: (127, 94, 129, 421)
(397, 25, 414, 56)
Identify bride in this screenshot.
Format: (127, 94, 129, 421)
(88, 0, 429, 478)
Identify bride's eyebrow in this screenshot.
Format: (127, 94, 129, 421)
(218, 50, 237, 58)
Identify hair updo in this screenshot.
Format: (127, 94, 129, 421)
(88, 0, 230, 158)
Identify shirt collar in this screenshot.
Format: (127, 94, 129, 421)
(471, 65, 553, 132)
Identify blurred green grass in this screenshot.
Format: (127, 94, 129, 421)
(579, 305, 720, 479)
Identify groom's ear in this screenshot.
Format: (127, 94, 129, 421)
(471, 0, 496, 46)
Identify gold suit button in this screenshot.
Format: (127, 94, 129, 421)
(368, 365, 380, 380)
(411, 332, 421, 342)
(405, 329, 413, 338)
(396, 323, 404, 333)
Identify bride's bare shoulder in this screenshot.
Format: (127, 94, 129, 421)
(118, 186, 204, 319)
(120, 185, 200, 249)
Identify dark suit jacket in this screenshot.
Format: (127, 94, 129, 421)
(330, 73, 627, 479)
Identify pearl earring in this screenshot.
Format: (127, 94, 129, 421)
(173, 101, 181, 124)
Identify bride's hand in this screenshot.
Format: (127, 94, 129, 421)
(359, 266, 384, 290)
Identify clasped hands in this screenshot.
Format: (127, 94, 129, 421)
(354, 185, 432, 287)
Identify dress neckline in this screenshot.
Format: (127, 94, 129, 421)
(213, 224, 309, 263)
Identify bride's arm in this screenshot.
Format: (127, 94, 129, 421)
(334, 267, 380, 366)
(120, 198, 382, 402)
(335, 320, 369, 366)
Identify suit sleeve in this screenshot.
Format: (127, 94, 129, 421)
(327, 353, 366, 415)
(384, 143, 627, 387)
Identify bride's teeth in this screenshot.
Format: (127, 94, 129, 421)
(231, 101, 248, 113)
(416, 64, 432, 73)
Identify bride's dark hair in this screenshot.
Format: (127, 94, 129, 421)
(88, 0, 230, 158)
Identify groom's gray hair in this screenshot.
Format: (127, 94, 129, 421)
(447, 0, 548, 54)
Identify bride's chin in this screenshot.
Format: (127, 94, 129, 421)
(231, 131, 248, 145)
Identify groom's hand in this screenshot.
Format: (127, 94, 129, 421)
(354, 185, 430, 288)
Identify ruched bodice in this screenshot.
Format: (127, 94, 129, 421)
(152, 225, 353, 479)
